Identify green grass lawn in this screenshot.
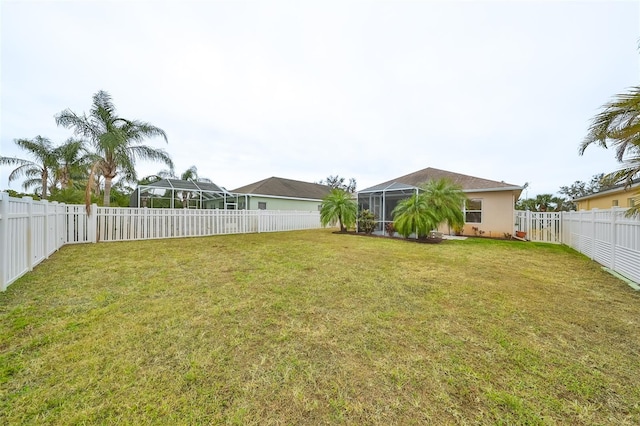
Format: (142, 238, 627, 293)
(1, 229, 639, 425)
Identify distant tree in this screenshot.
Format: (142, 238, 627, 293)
(3, 189, 41, 200)
(0, 136, 59, 199)
(515, 197, 537, 211)
(55, 90, 173, 207)
(516, 194, 568, 212)
(534, 194, 556, 212)
(580, 85, 640, 216)
(558, 173, 617, 210)
(320, 188, 357, 232)
(148, 165, 212, 208)
(53, 138, 89, 190)
(318, 175, 357, 193)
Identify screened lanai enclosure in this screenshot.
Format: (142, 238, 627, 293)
(130, 179, 246, 209)
(357, 182, 419, 233)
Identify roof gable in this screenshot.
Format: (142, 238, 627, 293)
(232, 177, 332, 200)
(361, 167, 522, 192)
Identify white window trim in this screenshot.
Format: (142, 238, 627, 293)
(465, 198, 483, 224)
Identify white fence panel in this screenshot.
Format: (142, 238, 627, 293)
(563, 208, 640, 286)
(514, 211, 562, 243)
(0, 194, 68, 291)
(93, 207, 321, 242)
(0, 193, 328, 290)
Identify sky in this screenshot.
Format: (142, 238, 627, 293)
(1, 0, 639, 198)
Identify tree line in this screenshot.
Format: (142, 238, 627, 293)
(2, 91, 214, 210)
(1, 91, 173, 209)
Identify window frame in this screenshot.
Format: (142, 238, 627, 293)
(464, 198, 483, 224)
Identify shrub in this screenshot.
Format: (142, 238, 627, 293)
(357, 209, 377, 234)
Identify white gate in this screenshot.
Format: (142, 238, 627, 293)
(514, 211, 562, 243)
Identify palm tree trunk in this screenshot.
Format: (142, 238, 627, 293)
(41, 169, 48, 199)
(104, 176, 113, 206)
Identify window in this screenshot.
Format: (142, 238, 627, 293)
(612, 199, 618, 207)
(465, 199, 482, 223)
(258, 202, 267, 210)
(317, 204, 322, 211)
(629, 198, 636, 207)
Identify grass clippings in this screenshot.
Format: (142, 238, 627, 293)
(1, 229, 639, 424)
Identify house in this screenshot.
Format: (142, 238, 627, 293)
(357, 167, 523, 237)
(231, 177, 332, 211)
(130, 178, 236, 209)
(572, 180, 639, 210)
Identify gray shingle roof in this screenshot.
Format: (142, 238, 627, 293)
(360, 167, 522, 193)
(232, 177, 332, 200)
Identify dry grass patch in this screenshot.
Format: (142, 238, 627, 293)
(1, 229, 639, 424)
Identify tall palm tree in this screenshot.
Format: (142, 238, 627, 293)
(55, 90, 174, 206)
(580, 86, 640, 215)
(419, 178, 467, 230)
(320, 188, 357, 232)
(0, 136, 59, 199)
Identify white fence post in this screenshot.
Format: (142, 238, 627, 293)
(43, 199, 49, 259)
(0, 193, 8, 291)
(611, 207, 617, 270)
(26, 197, 34, 272)
(88, 204, 98, 243)
(591, 209, 597, 260)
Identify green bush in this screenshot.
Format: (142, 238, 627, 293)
(357, 209, 377, 234)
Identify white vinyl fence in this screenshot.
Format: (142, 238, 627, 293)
(0, 193, 322, 291)
(515, 210, 562, 244)
(0, 194, 67, 292)
(562, 208, 640, 286)
(516, 208, 640, 286)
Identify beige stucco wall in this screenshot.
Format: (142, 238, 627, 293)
(576, 190, 638, 210)
(438, 190, 518, 237)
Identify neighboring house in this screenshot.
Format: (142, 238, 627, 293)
(358, 167, 523, 236)
(231, 177, 332, 211)
(572, 180, 639, 210)
(131, 178, 236, 209)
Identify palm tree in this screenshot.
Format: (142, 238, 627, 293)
(52, 138, 89, 190)
(0, 136, 59, 199)
(55, 90, 174, 206)
(146, 165, 213, 208)
(391, 192, 439, 239)
(419, 178, 467, 230)
(177, 165, 212, 207)
(580, 86, 640, 215)
(392, 179, 466, 239)
(320, 188, 357, 232)
(534, 194, 555, 212)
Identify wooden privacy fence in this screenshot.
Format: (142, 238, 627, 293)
(0, 193, 322, 291)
